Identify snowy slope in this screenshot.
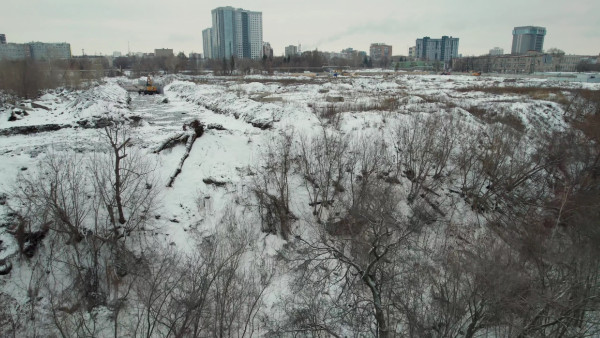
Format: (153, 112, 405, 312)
(0, 73, 598, 336)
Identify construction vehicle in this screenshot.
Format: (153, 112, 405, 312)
(139, 76, 159, 95)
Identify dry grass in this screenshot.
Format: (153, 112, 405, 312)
(467, 105, 526, 133)
(455, 86, 597, 107)
(467, 106, 487, 119)
(419, 94, 458, 109)
(189, 77, 324, 86)
(312, 96, 401, 118)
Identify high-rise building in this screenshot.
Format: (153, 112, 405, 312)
(489, 47, 504, 55)
(240, 10, 263, 59)
(369, 43, 392, 60)
(210, 6, 262, 60)
(415, 36, 459, 62)
(511, 26, 546, 55)
(0, 34, 6, 44)
(202, 28, 213, 59)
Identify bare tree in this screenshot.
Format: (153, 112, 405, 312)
(253, 130, 296, 240)
(137, 218, 272, 338)
(7, 123, 160, 336)
(289, 133, 429, 337)
(297, 127, 349, 221)
(394, 116, 456, 203)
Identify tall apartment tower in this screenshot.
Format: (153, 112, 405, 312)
(415, 36, 459, 62)
(202, 28, 213, 59)
(511, 26, 546, 55)
(0, 34, 6, 44)
(209, 6, 262, 60)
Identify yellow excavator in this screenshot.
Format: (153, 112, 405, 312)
(140, 76, 159, 95)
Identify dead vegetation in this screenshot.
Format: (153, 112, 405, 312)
(466, 105, 526, 132)
(312, 96, 400, 119)
(190, 77, 326, 86)
(455, 86, 596, 107)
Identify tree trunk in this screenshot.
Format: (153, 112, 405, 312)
(114, 147, 126, 224)
(364, 274, 388, 338)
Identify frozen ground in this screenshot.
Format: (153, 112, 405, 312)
(0, 73, 598, 336)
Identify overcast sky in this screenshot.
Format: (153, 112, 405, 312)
(2, 0, 598, 57)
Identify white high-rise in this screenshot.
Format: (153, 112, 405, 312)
(202, 28, 213, 59)
(206, 6, 263, 60)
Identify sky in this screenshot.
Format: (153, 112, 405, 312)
(2, 0, 599, 57)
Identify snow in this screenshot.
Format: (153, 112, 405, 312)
(0, 72, 599, 336)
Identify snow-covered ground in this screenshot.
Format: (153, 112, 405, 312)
(0, 73, 598, 336)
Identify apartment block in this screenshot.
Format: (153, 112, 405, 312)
(369, 43, 392, 60)
(29, 42, 71, 60)
(285, 45, 298, 57)
(154, 48, 174, 58)
(0, 43, 31, 60)
(415, 36, 459, 62)
(0, 41, 70, 60)
(408, 46, 417, 59)
(452, 52, 592, 73)
(262, 42, 273, 59)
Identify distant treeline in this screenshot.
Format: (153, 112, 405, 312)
(0, 58, 109, 98)
(1, 50, 402, 99)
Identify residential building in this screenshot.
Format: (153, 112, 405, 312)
(285, 45, 298, 57)
(29, 42, 71, 60)
(155, 48, 174, 58)
(408, 46, 417, 59)
(262, 42, 273, 59)
(0, 43, 31, 60)
(369, 43, 392, 61)
(511, 26, 546, 55)
(452, 52, 593, 73)
(340, 48, 354, 59)
(0, 34, 6, 44)
(1, 42, 70, 60)
(340, 48, 365, 60)
(415, 36, 459, 62)
(202, 28, 213, 59)
(489, 47, 504, 55)
(210, 6, 263, 59)
(242, 10, 263, 59)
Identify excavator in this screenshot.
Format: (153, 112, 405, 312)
(139, 76, 159, 95)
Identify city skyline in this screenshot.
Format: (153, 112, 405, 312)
(1, 0, 598, 57)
